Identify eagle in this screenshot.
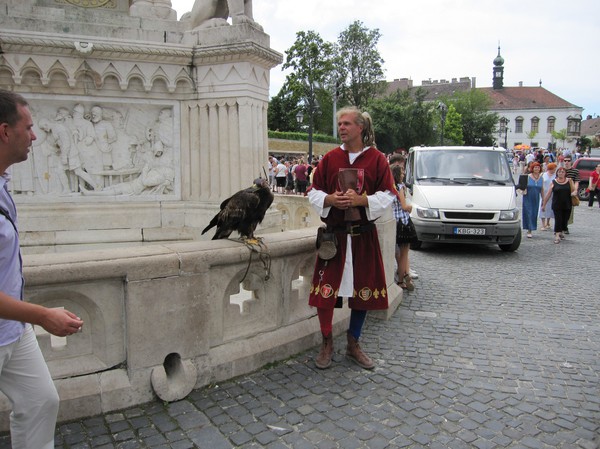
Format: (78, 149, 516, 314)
(201, 177, 274, 241)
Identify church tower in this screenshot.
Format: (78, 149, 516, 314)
(493, 45, 504, 90)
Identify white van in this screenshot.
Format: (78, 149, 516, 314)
(405, 146, 521, 252)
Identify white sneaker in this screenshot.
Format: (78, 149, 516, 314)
(408, 269, 419, 279)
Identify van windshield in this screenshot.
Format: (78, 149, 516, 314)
(414, 149, 513, 183)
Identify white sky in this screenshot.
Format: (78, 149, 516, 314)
(170, 0, 599, 118)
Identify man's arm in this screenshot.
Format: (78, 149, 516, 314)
(0, 292, 83, 337)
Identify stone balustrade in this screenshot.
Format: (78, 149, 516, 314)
(0, 213, 402, 429)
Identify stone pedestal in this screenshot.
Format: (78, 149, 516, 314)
(0, 0, 282, 245)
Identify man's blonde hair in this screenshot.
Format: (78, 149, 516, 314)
(336, 106, 376, 148)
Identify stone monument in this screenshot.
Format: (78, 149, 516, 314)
(0, 3, 402, 426)
(0, 0, 283, 250)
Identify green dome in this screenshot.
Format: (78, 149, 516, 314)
(494, 46, 504, 66)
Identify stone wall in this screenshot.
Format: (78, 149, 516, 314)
(0, 215, 402, 429)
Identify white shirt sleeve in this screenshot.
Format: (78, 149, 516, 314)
(309, 189, 396, 220)
(366, 190, 396, 221)
(308, 188, 331, 217)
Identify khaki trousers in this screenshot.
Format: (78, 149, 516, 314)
(0, 325, 59, 449)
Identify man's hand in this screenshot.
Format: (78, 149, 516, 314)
(325, 190, 353, 210)
(40, 308, 83, 337)
(343, 189, 368, 207)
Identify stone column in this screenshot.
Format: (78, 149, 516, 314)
(181, 24, 281, 202)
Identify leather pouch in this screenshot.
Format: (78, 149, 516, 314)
(316, 226, 338, 260)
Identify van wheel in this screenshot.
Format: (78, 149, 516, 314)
(499, 228, 521, 252)
(410, 239, 422, 250)
(578, 183, 590, 201)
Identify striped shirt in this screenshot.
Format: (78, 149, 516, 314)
(566, 167, 580, 182)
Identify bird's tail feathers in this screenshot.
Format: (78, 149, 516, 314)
(201, 216, 218, 235)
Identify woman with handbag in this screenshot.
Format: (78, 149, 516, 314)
(522, 162, 544, 238)
(541, 166, 575, 244)
(587, 164, 600, 208)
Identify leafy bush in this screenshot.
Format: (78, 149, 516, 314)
(268, 130, 338, 144)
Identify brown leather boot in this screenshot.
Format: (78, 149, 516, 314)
(346, 332, 374, 370)
(315, 333, 334, 369)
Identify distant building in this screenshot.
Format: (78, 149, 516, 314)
(386, 76, 476, 101)
(387, 46, 583, 151)
(581, 115, 600, 142)
(483, 46, 582, 152)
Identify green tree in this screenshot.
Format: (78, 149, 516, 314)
(578, 135, 592, 151)
(551, 129, 568, 148)
(443, 89, 498, 146)
(282, 31, 335, 158)
(369, 88, 437, 152)
(336, 21, 386, 109)
(526, 130, 538, 145)
(267, 87, 302, 132)
(441, 104, 464, 145)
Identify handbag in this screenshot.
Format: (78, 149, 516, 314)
(569, 179, 580, 206)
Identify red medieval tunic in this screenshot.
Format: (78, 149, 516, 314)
(308, 146, 397, 311)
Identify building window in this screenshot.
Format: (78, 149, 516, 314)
(567, 117, 581, 136)
(547, 116, 555, 133)
(531, 117, 539, 133)
(515, 117, 524, 133)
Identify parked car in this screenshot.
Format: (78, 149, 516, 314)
(573, 157, 600, 200)
(405, 146, 521, 252)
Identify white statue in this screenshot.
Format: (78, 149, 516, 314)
(91, 106, 117, 170)
(188, 0, 261, 30)
(70, 104, 102, 183)
(52, 108, 100, 191)
(81, 147, 174, 196)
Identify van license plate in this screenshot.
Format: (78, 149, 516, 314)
(454, 227, 486, 235)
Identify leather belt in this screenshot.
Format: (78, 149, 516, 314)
(329, 223, 375, 237)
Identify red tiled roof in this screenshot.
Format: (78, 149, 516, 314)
(581, 117, 600, 136)
(479, 86, 580, 110)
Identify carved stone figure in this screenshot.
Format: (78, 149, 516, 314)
(91, 106, 117, 170)
(70, 104, 102, 183)
(38, 118, 74, 194)
(151, 108, 174, 155)
(189, 0, 261, 30)
(53, 108, 99, 191)
(109, 111, 137, 171)
(81, 147, 174, 196)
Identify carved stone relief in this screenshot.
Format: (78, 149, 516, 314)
(56, 0, 117, 8)
(13, 99, 179, 200)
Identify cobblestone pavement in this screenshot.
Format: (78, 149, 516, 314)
(2, 207, 599, 448)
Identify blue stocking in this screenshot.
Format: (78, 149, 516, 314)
(348, 309, 367, 340)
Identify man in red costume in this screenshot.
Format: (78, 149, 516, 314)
(307, 106, 397, 370)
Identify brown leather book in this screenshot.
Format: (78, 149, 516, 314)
(338, 169, 361, 221)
